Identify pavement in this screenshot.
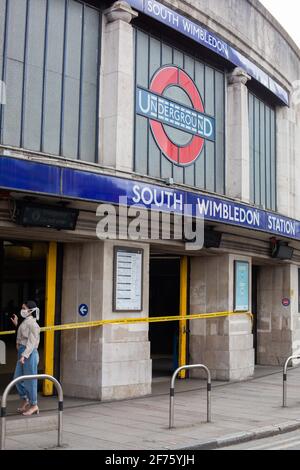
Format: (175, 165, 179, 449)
(3, 365, 300, 450)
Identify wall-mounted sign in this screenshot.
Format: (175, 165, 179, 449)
(113, 248, 143, 312)
(128, 0, 288, 105)
(234, 261, 250, 312)
(282, 298, 291, 308)
(2, 156, 300, 243)
(15, 201, 79, 230)
(78, 304, 89, 317)
(136, 66, 215, 166)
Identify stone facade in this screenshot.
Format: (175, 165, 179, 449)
(190, 254, 254, 381)
(0, 0, 300, 401)
(257, 264, 300, 366)
(25, 1, 300, 394)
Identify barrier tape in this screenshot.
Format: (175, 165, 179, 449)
(0, 311, 253, 337)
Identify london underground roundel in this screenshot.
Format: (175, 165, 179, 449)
(136, 66, 215, 167)
(150, 66, 204, 166)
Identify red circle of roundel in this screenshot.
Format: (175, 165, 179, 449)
(149, 66, 205, 166)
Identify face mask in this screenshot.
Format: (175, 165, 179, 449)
(20, 309, 30, 319)
(20, 307, 40, 320)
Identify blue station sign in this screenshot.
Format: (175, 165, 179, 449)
(0, 156, 300, 242)
(126, 0, 289, 106)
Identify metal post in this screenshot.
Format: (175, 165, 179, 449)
(1, 408, 6, 451)
(207, 381, 211, 423)
(0, 374, 63, 450)
(58, 401, 63, 447)
(283, 356, 300, 408)
(169, 386, 175, 429)
(169, 364, 211, 429)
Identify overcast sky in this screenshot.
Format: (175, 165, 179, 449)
(260, 0, 300, 47)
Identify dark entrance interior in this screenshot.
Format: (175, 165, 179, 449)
(252, 265, 260, 365)
(0, 240, 47, 391)
(149, 257, 180, 378)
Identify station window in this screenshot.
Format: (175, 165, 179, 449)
(249, 93, 276, 211)
(0, 0, 101, 163)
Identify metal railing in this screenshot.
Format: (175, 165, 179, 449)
(0, 374, 63, 450)
(169, 364, 211, 429)
(283, 356, 300, 408)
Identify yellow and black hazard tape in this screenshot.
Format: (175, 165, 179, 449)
(0, 311, 253, 337)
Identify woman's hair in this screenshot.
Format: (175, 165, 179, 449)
(24, 300, 38, 318)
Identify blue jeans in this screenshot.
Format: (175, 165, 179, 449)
(14, 345, 39, 405)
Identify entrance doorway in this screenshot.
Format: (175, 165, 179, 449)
(0, 240, 47, 391)
(149, 257, 181, 378)
(252, 265, 260, 364)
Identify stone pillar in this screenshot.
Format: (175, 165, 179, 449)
(60, 242, 104, 399)
(100, 1, 138, 172)
(60, 240, 151, 400)
(190, 254, 254, 381)
(257, 264, 300, 365)
(100, 240, 151, 401)
(226, 67, 251, 203)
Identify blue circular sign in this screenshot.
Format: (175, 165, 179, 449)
(79, 304, 89, 317)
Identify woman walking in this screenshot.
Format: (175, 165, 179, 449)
(10, 301, 40, 416)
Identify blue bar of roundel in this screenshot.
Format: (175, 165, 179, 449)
(136, 87, 216, 141)
(0, 156, 61, 195)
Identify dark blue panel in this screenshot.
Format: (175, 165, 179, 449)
(1, 155, 300, 242)
(0, 156, 61, 195)
(129, 0, 144, 9)
(128, 0, 289, 105)
(187, 192, 300, 240)
(62, 168, 134, 204)
(62, 168, 186, 214)
(188, 191, 266, 231)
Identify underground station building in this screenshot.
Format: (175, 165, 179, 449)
(0, 0, 300, 401)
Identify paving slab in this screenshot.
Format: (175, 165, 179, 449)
(2, 366, 300, 450)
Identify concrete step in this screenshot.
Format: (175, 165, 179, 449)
(5, 412, 58, 436)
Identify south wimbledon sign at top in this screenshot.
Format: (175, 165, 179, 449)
(136, 65, 215, 167)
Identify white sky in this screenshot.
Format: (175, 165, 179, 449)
(260, 0, 300, 47)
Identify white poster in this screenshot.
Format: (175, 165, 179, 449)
(114, 249, 143, 311)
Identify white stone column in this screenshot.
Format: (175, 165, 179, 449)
(60, 242, 105, 399)
(190, 254, 254, 381)
(60, 240, 152, 401)
(100, 240, 151, 401)
(226, 67, 251, 203)
(100, 1, 138, 172)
